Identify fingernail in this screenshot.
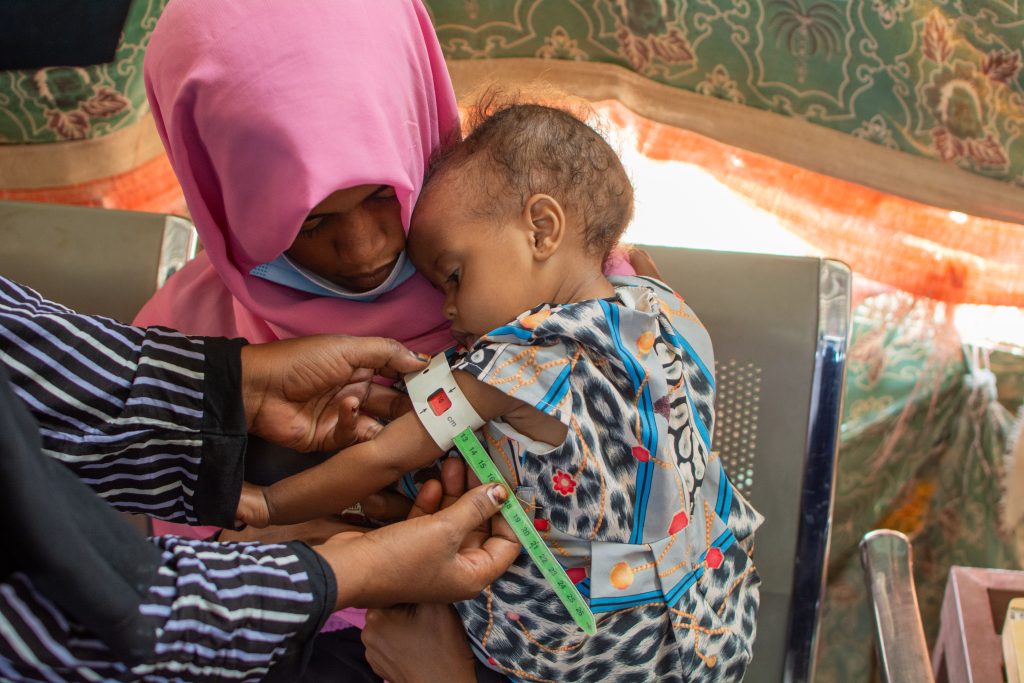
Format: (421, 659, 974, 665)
(368, 422, 383, 437)
(486, 485, 508, 505)
(412, 351, 432, 361)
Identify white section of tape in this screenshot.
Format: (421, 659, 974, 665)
(405, 353, 485, 450)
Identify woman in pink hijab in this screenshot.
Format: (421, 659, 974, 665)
(138, 0, 459, 541)
(136, 2, 473, 673)
(137, 0, 456, 352)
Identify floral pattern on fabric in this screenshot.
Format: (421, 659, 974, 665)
(0, 0, 167, 143)
(423, 0, 1024, 184)
(815, 293, 1023, 683)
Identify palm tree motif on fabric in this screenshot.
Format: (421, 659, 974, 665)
(607, 0, 693, 72)
(767, 0, 844, 84)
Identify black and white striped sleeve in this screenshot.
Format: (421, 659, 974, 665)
(0, 537, 336, 682)
(0, 277, 246, 527)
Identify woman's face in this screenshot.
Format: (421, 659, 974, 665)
(285, 184, 406, 292)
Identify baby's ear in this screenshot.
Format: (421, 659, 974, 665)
(524, 193, 565, 261)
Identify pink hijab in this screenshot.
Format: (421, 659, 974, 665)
(135, 0, 457, 354)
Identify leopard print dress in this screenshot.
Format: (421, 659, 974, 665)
(407, 276, 762, 682)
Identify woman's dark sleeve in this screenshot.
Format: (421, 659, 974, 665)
(0, 276, 246, 526)
(0, 346, 336, 682)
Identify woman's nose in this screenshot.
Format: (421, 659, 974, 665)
(333, 216, 388, 262)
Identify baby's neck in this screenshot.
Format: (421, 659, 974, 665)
(549, 266, 614, 305)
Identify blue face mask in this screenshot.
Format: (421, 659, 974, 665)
(250, 251, 417, 302)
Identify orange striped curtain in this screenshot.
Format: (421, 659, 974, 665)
(596, 100, 1024, 307)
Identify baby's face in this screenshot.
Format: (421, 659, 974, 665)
(409, 175, 547, 347)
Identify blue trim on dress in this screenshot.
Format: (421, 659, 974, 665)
(536, 364, 572, 414)
(665, 327, 716, 393)
(600, 300, 658, 545)
(683, 381, 712, 452)
(485, 325, 534, 341)
(716, 470, 734, 523)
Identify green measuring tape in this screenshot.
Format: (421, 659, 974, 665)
(452, 428, 597, 636)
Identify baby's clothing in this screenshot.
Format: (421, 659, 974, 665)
(411, 275, 762, 682)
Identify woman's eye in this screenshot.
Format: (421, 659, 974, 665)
(370, 186, 397, 201)
(447, 269, 460, 286)
(298, 216, 327, 238)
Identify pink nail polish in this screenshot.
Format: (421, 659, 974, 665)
(487, 485, 507, 505)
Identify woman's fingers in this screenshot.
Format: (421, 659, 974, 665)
(218, 517, 369, 545)
(362, 604, 476, 682)
(351, 413, 384, 442)
(440, 457, 467, 510)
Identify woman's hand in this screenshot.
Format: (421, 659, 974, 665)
(363, 604, 476, 683)
(235, 482, 271, 529)
(231, 485, 414, 541)
(315, 467, 518, 608)
(218, 516, 370, 545)
(240, 335, 427, 452)
(362, 458, 480, 683)
(359, 489, 416, 524)
(627, 247, 665, 280)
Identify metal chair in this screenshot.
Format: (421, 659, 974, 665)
(0, 200, 197, 323)
(0, 201, 198, 537)
(860, 530, 935, 683)
(642, 245, 851, 683)
(861, 529, 1024, 683)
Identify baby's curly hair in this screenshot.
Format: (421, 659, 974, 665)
(425, 90, 634, 260)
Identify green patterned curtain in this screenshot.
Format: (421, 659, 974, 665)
(0, 0, 166, 144)
(817, 295, 1021, 682)
(424, 0, 1024, 185)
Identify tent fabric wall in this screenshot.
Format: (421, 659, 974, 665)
(0, 0, 180, 212)
(593, 100, 1024, 306)
(816, 294, 1020, 683)
(425, 0, 1024, 183)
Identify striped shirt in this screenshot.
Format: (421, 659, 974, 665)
(0, 277, 335, 681)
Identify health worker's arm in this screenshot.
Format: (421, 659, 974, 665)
(0, 275, 426, 528)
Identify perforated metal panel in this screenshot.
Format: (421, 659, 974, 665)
(641, 246, 850, 683)
(713, 358, 761, 498)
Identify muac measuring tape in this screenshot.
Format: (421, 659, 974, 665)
(406, 353, 597, 635)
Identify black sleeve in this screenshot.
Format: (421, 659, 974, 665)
(0, 276, 247, 526)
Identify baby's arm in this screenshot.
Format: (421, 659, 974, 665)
(238, 371, 521, 527)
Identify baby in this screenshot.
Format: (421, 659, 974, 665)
(239, 101, 762, 682)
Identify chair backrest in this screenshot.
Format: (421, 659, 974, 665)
(0, 201, 197, 323)
(642, 245, 851, 683)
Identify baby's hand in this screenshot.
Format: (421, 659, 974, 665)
(236, 481, 272, 529)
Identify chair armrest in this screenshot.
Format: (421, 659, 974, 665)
(859, 530, 933, 683)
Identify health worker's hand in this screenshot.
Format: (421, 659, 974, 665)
(219, 516, 369, 546)
(240, 335, 427, 452)
(316, 478, 519, 608)
(363, 604, 476, 683)
(362, 458, 481, 683)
